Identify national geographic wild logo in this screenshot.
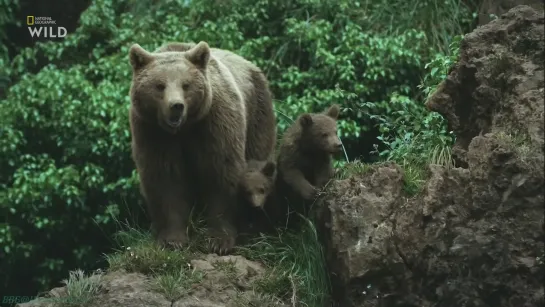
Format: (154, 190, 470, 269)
(26, 16, 67, 38)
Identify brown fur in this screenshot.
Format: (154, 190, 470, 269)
(128, 41, 276, 254)
(239, 160, 277, 209)
(277, 104, 342, 202)
(236, 159, 278, 236)
(155, 42, 277, 161)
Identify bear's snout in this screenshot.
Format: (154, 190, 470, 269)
(330, 137, 343, 153)
(166, 101, 185, 128)
(170, 102, 185, 113)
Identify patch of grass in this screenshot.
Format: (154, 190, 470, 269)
(381, 131, 456, 196)
(495, 131, 532, 157)
(151, 267, 204, 302)
(236, 216, 331, 306)
(105, 208, 210, 276)
(397, 160, 428, 196)
(104, 224, 208, 301)
(212, 258, 239, 277)
(39, 269, 103, 307)
(335, 160, 373, 179)
(429, 144, 455, 168)
(335, 158, 433, 196)
(494, 130, 542, 172)
(105, 227, 194, 276)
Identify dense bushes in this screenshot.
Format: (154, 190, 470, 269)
(0, 0, 475, 299)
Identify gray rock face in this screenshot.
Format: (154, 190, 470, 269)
(317, 5, 544, 307)
(16, 254, 289, 307)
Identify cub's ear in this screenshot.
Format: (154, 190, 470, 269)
(325, 104, 340, 119)
(129, 44, 154, 70)
(299, 113, 313, 128)
(261, 161, 276, 178)
(185, 41, 211, 69)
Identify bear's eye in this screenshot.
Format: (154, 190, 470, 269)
(322, 133, 328, 138)
(258, 188, 265, 194)
(182, 83, 190, 90)
(155, 84, 165, 91)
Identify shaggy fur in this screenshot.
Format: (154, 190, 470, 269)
(129, 41, 276, 254)
(239, 159, 277, 209)
(277, 104, 342, 201)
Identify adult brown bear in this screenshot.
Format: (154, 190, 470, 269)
(128, 41, 276, 254)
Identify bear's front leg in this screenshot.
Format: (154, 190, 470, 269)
(140, 171, 193, 249)
(282, 168, 319, 200)
(136, 153, 194, 250)
(200, 155, 244, 255)
(314, 163, 336, 190)
(205, 188, 238, 255)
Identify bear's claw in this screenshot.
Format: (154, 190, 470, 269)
(208, 235, 235, 255)
(157, 230, 189, 250)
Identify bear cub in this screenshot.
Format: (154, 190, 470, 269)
(237, 159, 278, 234)
(239, 159, 277, 209)
(277, 104, 343, 202)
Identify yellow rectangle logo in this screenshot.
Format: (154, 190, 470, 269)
(27, 16, 34, 25)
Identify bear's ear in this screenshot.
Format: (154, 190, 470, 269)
(299, 114, 313, 128)
(325, 104, 340, 119)
(185, 41, 211, 69)
(129, 44, 154, 70)
(261, 161, 276, 178)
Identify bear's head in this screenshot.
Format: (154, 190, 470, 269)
(239, 160, 276, 208)
(128, 41, 212, 134)
(297, 104, 343, 154)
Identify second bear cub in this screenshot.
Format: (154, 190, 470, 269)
(277, 104, 343, 201)
(239, 159, 277, 209)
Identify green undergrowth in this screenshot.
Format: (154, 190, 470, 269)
(335, 147, 454, 196)
(237, 217, 331, 306)
(103, 218, 209, 302)
(85, 214, 328, 306)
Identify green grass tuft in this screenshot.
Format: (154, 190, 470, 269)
(151, 267, 204, 302)
(105, 228, 194, 276)
(39, 269, 103, 307)
(236, 216, 331, 306)
(335, 160, 374, 179)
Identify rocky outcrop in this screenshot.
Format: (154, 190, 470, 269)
(17, 254, 289, 307)
(478, 0, 543, 25)
(318, 5, 544, 307)
(428, 5, 544, 167)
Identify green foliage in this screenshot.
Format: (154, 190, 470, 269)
(370, 35, 464, 195)
(0, 0, 19, 92)
(0, 0, 474, 299)
(420, 34, 465, 99)
(361, 0, 476, 53)
(237, 217, 331, 306)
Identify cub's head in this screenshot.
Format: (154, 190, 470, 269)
(128, 41, 212, 133)
(239, 160, 276, 208)
(298, 104, 343, 154)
